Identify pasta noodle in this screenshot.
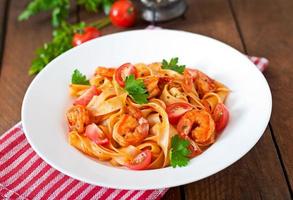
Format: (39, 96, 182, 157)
(66, 60, 230, 170)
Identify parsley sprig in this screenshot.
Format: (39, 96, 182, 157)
(71, 69, 90, 85)
(162, 57, 186, 74)
(18, 0, 70, 27)
(27, 18, 110, 75)
(77, 0, 114, 14)
(28, 22, 84, 75)
(125, 75, 149, 104)
(170, 135, 191, 168)
(19, 0, 114, 27)
(19, 0, 113, 75)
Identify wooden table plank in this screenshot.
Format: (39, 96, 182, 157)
(230, 0, 293, 194)
(184, 129, 291, 199)
(0, 0, 78, 133)
(162, 187, 182, 200)
(159, 0, 291, 199)
(0, 0, 8, 71)
(0, 0, 53, 133)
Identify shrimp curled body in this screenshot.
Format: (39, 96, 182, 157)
(177, 109, 215, 146)
(66, 105, 90, 133)
(113, 105, 150, 147)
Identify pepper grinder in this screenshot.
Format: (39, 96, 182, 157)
(140, 0, 187, 23)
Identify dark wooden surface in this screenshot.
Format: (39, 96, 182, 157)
(0, 0, 292, 199)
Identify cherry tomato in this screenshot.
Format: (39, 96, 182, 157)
(74, 86, 100, 106)
(212, 103, 229, 133)
(109, 0, 136, 28)
(127, 149, 152, 170)
(72, 26, 101, 46)
(166, 103, 193, 125)
(85, 123, 109, 145)
(114, 63, 137, 87)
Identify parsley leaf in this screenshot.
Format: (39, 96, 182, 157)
(18, 0, 113, 27)
(77, 0, 101, 12)
(28, 22, 85, 75)
(125, 75, 149, 104)
(161, 57, 186, 74)
(170, 135, 191, 168)
(77, 0, 114, 14)
(71, 69, 90, 85)
(18, 0, 70, 27)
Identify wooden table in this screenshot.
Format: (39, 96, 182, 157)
(0, 0, 292, 199)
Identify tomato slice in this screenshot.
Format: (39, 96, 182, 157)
(85, 123, 109, 145)
(127, 149, 152, 170)
(114, 63, 137, 87)
(166, 102, 193, 125)
(74, 86, 100, 106)
(72, 26, 101, 46)
(212, 103, 229, 133)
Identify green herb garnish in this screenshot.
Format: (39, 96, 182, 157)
(170, 135, 191, 168)
(19, 0, 114, 27)
(71, 69, 90, 85)
(162, 57, 185, 74)
(125, 75, 148, 104)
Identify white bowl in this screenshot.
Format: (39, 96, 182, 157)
(22, 30, 272, 190)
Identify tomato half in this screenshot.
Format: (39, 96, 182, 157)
(166, 102, 193, 125)
(114, 63, 137, 87)
(127, 149, 152, 170)
(212, 103, 229, 133)
(74, 86, 100, 106)
(109, 0, 136, 28)
(85, 123, 109, 145)
(72, 26, 101, 46)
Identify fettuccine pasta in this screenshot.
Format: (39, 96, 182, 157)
(66, 58, 230, 170)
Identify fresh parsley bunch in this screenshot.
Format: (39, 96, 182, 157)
(19, 0, 113, 75)
(29, 22, 85, 75)
(19, 0, 114, 27)
(18, 0, 70, 27)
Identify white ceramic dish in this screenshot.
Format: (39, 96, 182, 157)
(21, 30, 272, 190)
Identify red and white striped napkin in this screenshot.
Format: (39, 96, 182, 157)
(0, 56, 268, 200)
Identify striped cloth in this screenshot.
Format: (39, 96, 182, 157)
(0, 56, 268, 200)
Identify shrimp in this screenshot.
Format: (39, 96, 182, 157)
(114, 105, 149, 147)
(194, 70, 216, 98)
(143, 76, 160, 98)
(66, 105, 90, 133)
(177, 109, 215, 146)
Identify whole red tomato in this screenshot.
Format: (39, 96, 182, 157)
(109, 0, 136, 28)
(72, 26, 101, 46)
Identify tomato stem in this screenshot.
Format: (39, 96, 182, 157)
(90, 17, 111, 30)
